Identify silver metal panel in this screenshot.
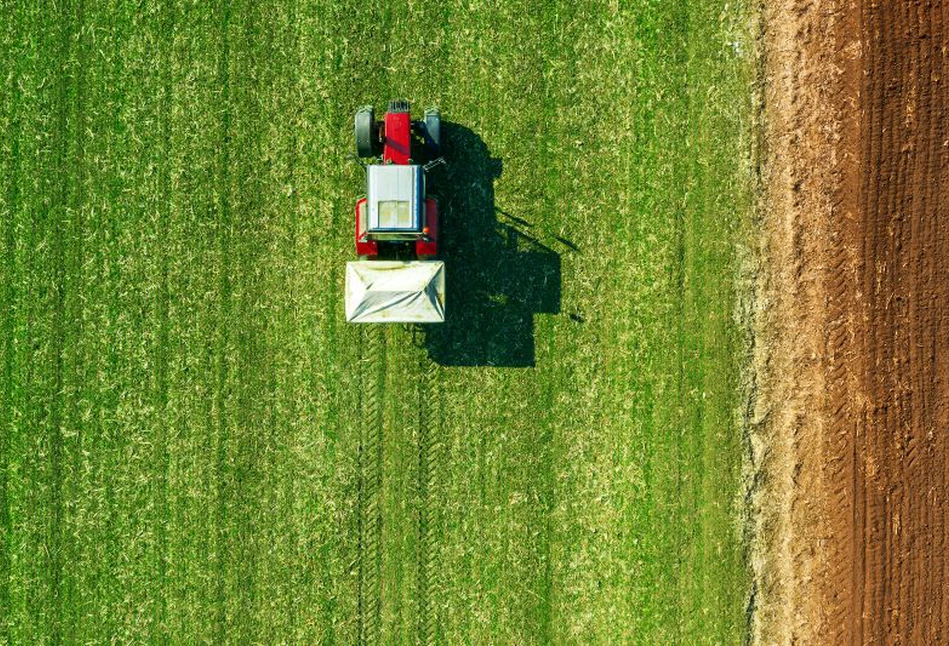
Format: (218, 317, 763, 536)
(367, 165, 423, 232)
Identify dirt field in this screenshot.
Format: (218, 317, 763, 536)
(757, 0, 949, 642)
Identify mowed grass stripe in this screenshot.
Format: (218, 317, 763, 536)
(615, 3, 696, 640)
(536, 3, 589, 640)
(676, 4, 753, 640)
(0, 1, 24, 637)
(249, 3, 307, 641)
(226, 1, 266, 636)
(210, 3, 234, 640)
(48, 2, 74, 639)
(167, 5, 226, 638)
(78, 7, 126, 637)
(153, 2, 174, 640)
(115, 5, 174, 638)
(300, 1, 361, 640)
(435, 1, 556, 639)
(252, 4, 301, 637)
(537, 3, 617, 641)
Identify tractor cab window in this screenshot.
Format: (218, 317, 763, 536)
(378, 200, 413, 229)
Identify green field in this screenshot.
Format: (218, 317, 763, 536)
(1, 0, 755, 642)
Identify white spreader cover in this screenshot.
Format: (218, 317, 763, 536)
(345, 261, 445, 323)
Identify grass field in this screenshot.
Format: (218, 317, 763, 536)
(1, 0, 756, 642)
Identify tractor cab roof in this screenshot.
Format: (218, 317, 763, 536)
(366, 164, 424, 234)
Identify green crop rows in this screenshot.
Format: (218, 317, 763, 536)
(1, 0, 756, 642)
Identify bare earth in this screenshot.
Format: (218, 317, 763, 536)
(757, 0, 949, 643)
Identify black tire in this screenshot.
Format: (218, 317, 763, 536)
(355, 106, 375, 158)
(423, 108, 441, 157)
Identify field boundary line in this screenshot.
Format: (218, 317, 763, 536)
(749, 0, 845, 643)
(740, 4, 768, 645)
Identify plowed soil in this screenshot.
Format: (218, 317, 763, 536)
(758, 0, 949, 643)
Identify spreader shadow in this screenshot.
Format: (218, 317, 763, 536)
(423, 123, 561, 367)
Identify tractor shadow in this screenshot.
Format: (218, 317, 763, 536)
(423, 123, 560, 367)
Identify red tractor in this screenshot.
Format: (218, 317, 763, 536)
(346, 100, 446, 323)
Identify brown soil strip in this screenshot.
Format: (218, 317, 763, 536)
(757, 0, 949, 643)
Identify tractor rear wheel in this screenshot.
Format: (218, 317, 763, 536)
(355, 106, 375, 158)
(424, 108, 441, 157)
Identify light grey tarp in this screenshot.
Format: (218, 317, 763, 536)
(345, 261, 446, 323)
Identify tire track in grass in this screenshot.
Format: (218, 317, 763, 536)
(229, 2, 268, 636)
(45, 1, 81, 638)
(358, 324, 385, 645)
(379, 323, 414, 636)
(413, 331, 441, 645)
(332, 3, 398, 640)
